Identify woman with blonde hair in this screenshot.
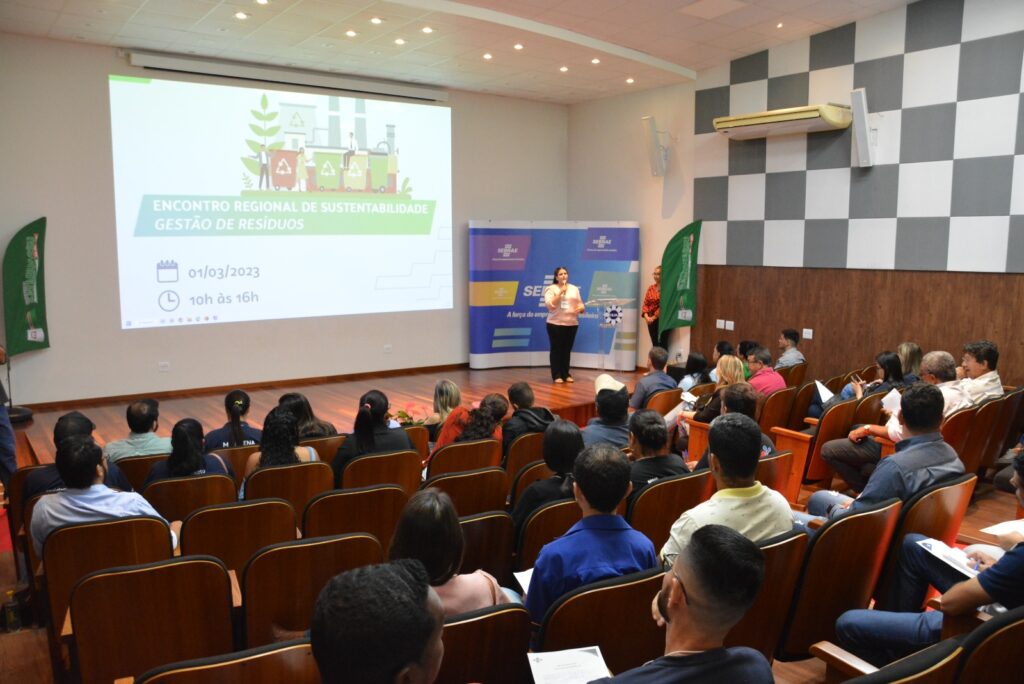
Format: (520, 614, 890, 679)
(897, 341, 923, 383)
(681, 354, 746, 425)
(424, 379, 461, 442)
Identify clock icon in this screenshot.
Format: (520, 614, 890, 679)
(158, 290, 180, 312)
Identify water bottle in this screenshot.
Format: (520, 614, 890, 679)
(3, 590, 20, 632)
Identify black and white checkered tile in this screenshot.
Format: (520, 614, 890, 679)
(692, 0, 1024, 273)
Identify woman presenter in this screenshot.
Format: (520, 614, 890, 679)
(544, 266, 585, 384)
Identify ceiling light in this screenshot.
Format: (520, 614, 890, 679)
(345, 30, 357, 37)
(777, 22, 784, 28)
(256, 0, 269, 5)
(421, 26, 433, 34)
(559, 66, 568, 72)
(394, 38, 405, 45)
(483, 53, 492, 60)
(370, 17, 383, 24)
(235, 11, 248, 20)
(513, 43, 523, 50)
(626, 77, 634, 84)
(591, 58, 600, 64)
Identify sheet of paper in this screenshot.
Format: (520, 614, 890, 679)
(815, 380, 834, 403)
(681, 391, 698, 403)
(881, 388, 902, 416)
(916, 538, 979, 578)
(514, 568, 534, 591)
(980, 519, 1024, 536)
(528, 646, 611, 684)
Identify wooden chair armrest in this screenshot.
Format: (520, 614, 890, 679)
(769, 427, 813, 443)
(790, 502, 807, 513)
(810, 640, 878, 680)
(927, 598, 991, 639)
(803, 417, 820, 426)
(807, 517, 825, 530)
(228, 569, 242, 609)
(62, 608, 73, 638)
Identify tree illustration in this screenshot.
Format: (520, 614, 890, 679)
(240, 93, 283, 177)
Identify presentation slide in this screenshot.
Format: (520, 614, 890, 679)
(108, 75, 452, 329)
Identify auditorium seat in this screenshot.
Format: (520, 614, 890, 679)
(645, 388, 682, 415)
(459, 511, 515, 587)
(303, 485, 406, 551)
(810, 638, 962, 683)
(339, 449, 421, 495)
(403, 425, 430, 463)
(959, 397, 1001, 474)
(786, 362, 807, 388)
(508, 460, 554, 508)
(135, 639, 318, 684)
(516, 498, 580, 571)
(435, 604, 531, 684)
(684, 417, 711, 461)
(297, 435, 345, 465)
(758, 387, 796, 434)
(427, 439, 501, 478)
(787, 383, 818, 430)
(626, 470, 714, 548)
(421, 467, 507, 516)
(504, 431, 544, 477)
(142, 474, 236, 522)
(116, 453, 169, 492)
(689, 382, 716, 400)
(941, 406, 977, 457)
(754, 451, 794, 501)
(980, 389, 1022, 470)
(180, 499, 296, 573)
(212, 445, 261, 488)
(772, 396, 857, 488)
(243, 461, 333, 517)
(852, 392, 886, 427)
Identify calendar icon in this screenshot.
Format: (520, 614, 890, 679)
(157, 260, 179, 283)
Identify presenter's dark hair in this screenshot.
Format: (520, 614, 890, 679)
(552, 265, 568, 280)
(353, 390, 389, 454)
(126, 398, 159, 434)
(507, 382, 535, 409)
(224, 389, 252, 448)
(573, 443, 631, 513)
(900, 383, 945, 432)
(53, 411, 95, 448)
(876, 351, 904, 385)
(56, 435, 104, 489)
(388, 488, 464, 586)
(168, 418, 207, 477)
(258, 407, 300, 467)
(963, 339, 999, 371)
(312, 559, 436, 684)
(458, 394, 508, 443)
(629, 409, 668, 455)
(708, 413, 761, 481)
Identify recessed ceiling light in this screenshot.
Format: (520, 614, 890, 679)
(591, 58, 600, 64)
(777, 22, 784, 28)
(256, 0, 269, 5)
(394, 38, 405, 45)
(483, 53, 492, 60)
(626, 77, 634, 84)
(370, 17, 383, 25)
(235, 11, 248, 20)
(345, 30, 357, 37)
(559, 66, 568, 72)
(513, 43, 523, 50)
(421, 26, 433, 34)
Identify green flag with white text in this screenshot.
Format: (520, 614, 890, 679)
(3, 217, 49, 356)
(658, 221, 701, 336)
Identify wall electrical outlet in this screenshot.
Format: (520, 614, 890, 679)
(802, 328, 813, 340)
(725, 320, 735, 331)
(716, 319, 725, 329)
(158, 361, 170, 372)
(383, 344, 393, 354)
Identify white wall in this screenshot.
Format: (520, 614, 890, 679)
(0, 32, 568, 403)
(567, 83, 696, 361)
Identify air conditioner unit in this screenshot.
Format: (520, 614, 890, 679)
(713, 104, 852, 140)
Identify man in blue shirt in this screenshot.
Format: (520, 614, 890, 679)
(525, 443, 658, 624)
(835, 451, 1024, 666)
(582, 375, 631, 449)
(591, 525, 773, 683)
(630, 347, 678, 410)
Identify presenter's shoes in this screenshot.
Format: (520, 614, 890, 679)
(565, 376, 574, 383)
(554, 378, 564, 384)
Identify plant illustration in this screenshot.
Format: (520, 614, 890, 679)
(240, 93, 283, 177)
(399, 176, 413, 197)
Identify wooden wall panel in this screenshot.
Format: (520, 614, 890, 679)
(689, 266, 1024, 387)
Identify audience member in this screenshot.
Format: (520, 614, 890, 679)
(142, 418, 233, 488)
(204, 389, 262, 452)
(311, 559, 444, 684)
(676, 352, 711, 392)
(429, 393, 508, 461)
(707, 340, 735, 383)
(30, 435, 176, 555)
(278, 392, 337, 440)
(834, 451, 1024, 667)
(691, 383, 776, 471)
(242, 407, 318, 489)
(423, 379, 461, 443)
(674, 355, 745, 437)
(661, 414, 791, 561)
(745, 346, 786, 396)
(957, 339, 1004, 404)
(797, 383, 964, 526)
(630, 347, 678, 409)
(511, 419, 584, 533)
(525, 444, 658, 623)
(821, 351, 971, 492)
(502, 382, 555, 456)
(333, 390, 414, 485)
(897, 342, 923, 383)
(808, 351, 904, 419)
(582, 375, 631, 449)
(592, 525, 772, 684)
(389, 488, 513, 616)
(737, 340, 759, 379)
(775, 329, 805, 370)
(628, 409, 688, 496)
(104, 398, 172, 462)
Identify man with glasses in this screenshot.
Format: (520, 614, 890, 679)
(591, 524, 772, 683)
(745, 346, 786, 396)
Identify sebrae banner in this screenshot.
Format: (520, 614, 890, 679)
(3, 217, 49, 355)
(659, 221, 702, 335)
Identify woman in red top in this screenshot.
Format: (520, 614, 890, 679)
(426, 393, 508, 467)
(642, 265, 669, 349)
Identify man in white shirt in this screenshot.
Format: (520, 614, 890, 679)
(956, 339, 1004, 405)
(774, 328, 805, 370)
(821, 351, 972, 492)
(660, 413, 792, 562)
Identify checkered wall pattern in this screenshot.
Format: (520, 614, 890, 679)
(691, 0, 1024, 273)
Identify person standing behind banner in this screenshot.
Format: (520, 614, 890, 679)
(544, 266, 585, 384)
(642, 265, 669, 350)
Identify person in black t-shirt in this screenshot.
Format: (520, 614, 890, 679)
(628, 409, 689, 500)
(510, 419, 583, 534)
(591, 525, 773, 684)
(204, 389, 262, 452)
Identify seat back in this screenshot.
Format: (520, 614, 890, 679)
(956, 604, 1024, 684)
(823, 375, 844, 394)
(505, 431, 545, 478)
(536, 568, 665, 674)
(403, 425, 430, 463)
(804, 398, 858, 481)
(960, 397, 1001, 473)
(297, 435, 345, 465)
(940, 406, 976, 457)
(775, 365, 792, 385)
(787, 363, 807, 387)
(689, 382, 716, 399)
(755, 451, 794, 498)
(180, 499, 296, 573)
(626, 470, 714, 548)
(725, 530, 808, 662)
(685, 418, 711, 463)
(981, 390, 1022, 469)
(852, 392, 886, 426)
(788, 383, 818, 430)
(421, 467, 508, 516)
(1001, 387, 1024, 454)
(212, 445, 261, 488)
(70, 556, 234, 684)
(436, 605, 531, 684)
(759, 387, 796, 434)
(6, 464, 48, 558)
(303, 485, 406, 551)
(116, 454, 169, 491)
(459, 512, 515, 587)
(874, 474, 978, 610)
(340, 449, 421, 495)
(44, 516, 173, 643)
(428, 439, 501, 478)
(243, 533, 383, 647)
(244, 461, 333, 516)
(142, 474, 236, 522)
(136, 639, 318, 684)
(645, 388, 682, 415)
(778, 498, 903, 660)
(509, 460, 555, 507)
(844, 639, 961, 683)
(516, 498, 581, 571)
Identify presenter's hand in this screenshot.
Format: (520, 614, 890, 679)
(576, 304, 585, 313)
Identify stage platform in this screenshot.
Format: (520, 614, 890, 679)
(16, 365, 647, 465)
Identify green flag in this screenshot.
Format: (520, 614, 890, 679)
(3, 217, 49, 356)
(658, 221, 701, 337)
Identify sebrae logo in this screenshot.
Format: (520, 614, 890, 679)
(497, 243, 518, 258)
